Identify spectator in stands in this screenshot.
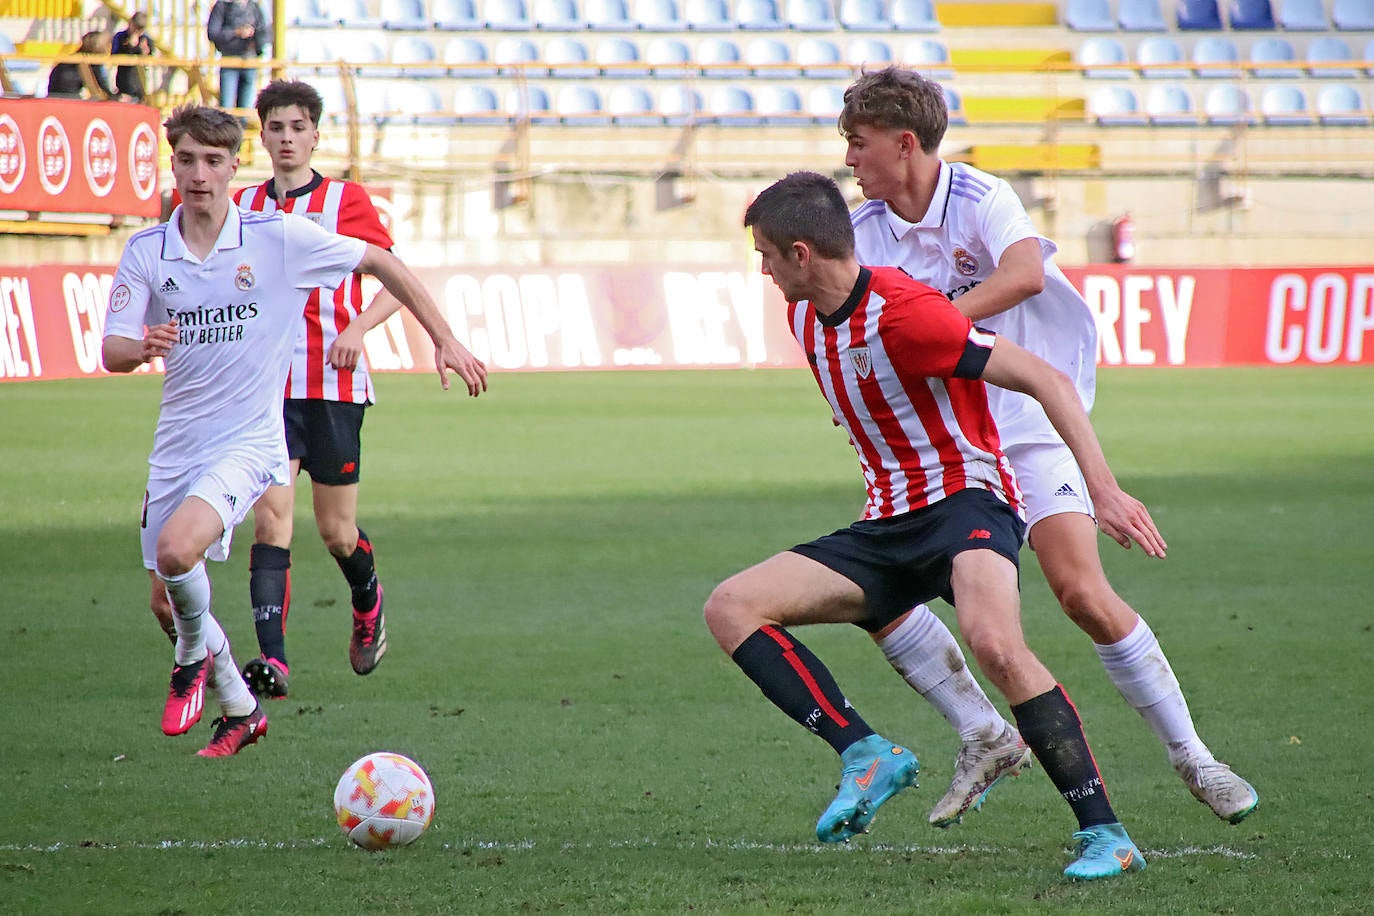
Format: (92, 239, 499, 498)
(112, 11, 154, 103)
(207, 0, 268, 115)
(46, 30, 117, 101)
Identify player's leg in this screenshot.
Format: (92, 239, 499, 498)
(243, 470, 297, 699)
(705, 548, 918, 842)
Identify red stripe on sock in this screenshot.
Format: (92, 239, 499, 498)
(764, 626, 850, 729)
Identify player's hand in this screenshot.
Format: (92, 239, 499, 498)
(327, 324, 366, 370)
(1093, 486, 1167, 559)
(141, 320, 178, 362)
(433, 337, 487, 396)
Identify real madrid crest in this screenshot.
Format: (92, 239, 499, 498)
(953, 247, 979, 277)
(235, 263, 256, 290)
(849, 346, 872, 379)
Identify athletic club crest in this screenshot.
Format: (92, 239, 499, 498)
(849, 346, 872, 379)
(235, 263, 256, 290)
(953, 247, 979, 277)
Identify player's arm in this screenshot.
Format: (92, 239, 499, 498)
(981, 337, 1167, 558)
(948, 238, 1045, 322)
(327, 288, 404, 370)
(356, 244, 488, 396)
(102, 322, 178, 372)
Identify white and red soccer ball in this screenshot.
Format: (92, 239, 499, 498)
(333, 752, 435, 850)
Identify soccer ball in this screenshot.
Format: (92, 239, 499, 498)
(333, 751, 435, 850)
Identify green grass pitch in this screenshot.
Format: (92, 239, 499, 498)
(1, 367, 1371, 914)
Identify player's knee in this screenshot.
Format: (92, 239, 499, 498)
(1052, 577, 1115, 626)
(964, 632, 1024, 687)
(320, 525, 358, 557)
(154, 538, 197, 578)
(703, 582, 753, 650)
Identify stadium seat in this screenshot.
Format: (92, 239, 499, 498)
(902, 38, 953, 78)
(0, 33, 39, 74)
(1118, 0, 1169, 30)
(290, 32, 331, 67)
(545, 37, 598, 76)
(1227, 0, 1275, 27)
(533, 0, 583, 28)
(434, 0, 483, 28)
(891, 0, 940, 31)
(683, 0, 734, 29)
(756, 84, 806, 121)
(633, 0, 684, 28)
(787, 0, 839, 30)
(839, 0, 890, 29)
(848, 37, 895, 67)
(493, 37, 545, 75)
(1365, 38, 1374, 76)
(331, 33, 389, 75)
(1276, 0, 1328, 28)
(607, 84, 661, 124)
(1250, 36, 1298, 77)
(391, 36, 444, 77)
(944, 86, 966, 125)
(705, 85, 761, 125)
(1332, 0, 1374, 28)
(329, 0, 384, 27)
(1259, 84, 1312, 123)
(286, 0, 335, 27)
(1202, 83, 1256, 123)
(1137, 35, 1187, 77)
(352, 79, 392, 124)
(444, 37, 498, 76)
(746, 38, 801, 77)
(737, 0, 784, 29)
(1065, 0, 1116, 30)
(380, 0, 429, 28)
(1079, 36, 1130, 78)
(807, 84, 846, 122)
(797, 37, 850, 76)
(1144, 84, 1197, 123)
(1176, 0, 1223, 28)
(698, 37, 744, 77)
(1192, 36, 1240, 77)
(1090, 85, 1149, 124)
(451, 84, 506, 123)
(554, 86, 608, 124)
(484, 0, 532, 29)
(1307, 37, 1358, 78)
(505, 84, 552, 121)
(312, 76, 349, 124)
(646, 37, 695, 77)
(596, 37, 651, 76)
(1314, 83, 1366, 124)
(658, 84, 703, 124)
(585, 0, 636, 29)
(391, 83, 457, 125)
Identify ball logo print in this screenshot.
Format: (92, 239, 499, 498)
(334, 752, 435, 850)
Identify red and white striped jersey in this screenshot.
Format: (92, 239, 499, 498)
(234, 172, 393, 404)
(789, 266, 1022, 521)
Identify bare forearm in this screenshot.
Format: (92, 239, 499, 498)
(353, 286, 405, 333)
(1030, 373, 1117, 497)
(362, 249, 454, 345)
(102, 336, 146, 372)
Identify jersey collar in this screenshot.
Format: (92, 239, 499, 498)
(883, 159, 952, 239)
(816, 266, 872, 328)
(264, 169, 324, 202)
(162, 202, 245, 262)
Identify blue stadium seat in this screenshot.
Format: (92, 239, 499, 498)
(1065, 0, 1116, 29)
(839, 0, 890, 29)
(0, 32, 39, 75)
(312, 76, 348, 124)
(444, 37, 499, 76)
(901, 38, 953, 77)
(1079, 36, 1130, 78)
(848, 37, 895, 67)
(493, 37, 545, 75)
(1118, 0, 1169, 29)
(1202, 83, 1256, 123)
(697, 37, 744, 77)
(737, 0, 784, 29)
(546, 37, 598, 76)
(1307, 36, 1358, 78)
(1250, 36, 1298, 77)
(1137, 35, 1186, 76)
(333, 33, 389, 75)
(1192, 36, 1240, 77)
(658, 84, 703, 123)
(451, 84, 506, 123)
(607, 84, 662, 124)
(891, 0, 940, 31)
(633, 0, 683, 28)
(1260, 84, 1312, 123)
(787, 0, 839, 29)
(646, 37, 694, 77)
(434, 0, 483, 28)
(595, 37, 651, 76)
(1333, 0, 1374, 28)
(329, 0, 384, 27)
(1276, 0, 1328, 28)
(1176, 0, 1223, 28)
(391, 36, 444, 76)
(746, 38, 801, 77)
(1365, 37, 1374, 75)
(706, 85, 761, 125)
(1144, 84, 1197, 123)
(392, 83, 457, 125)
(533, 0, 582, 28)
(352, 80, 392, 124)
(381, 0, 429, 28)
(505, 84, 552, 122)
(289, 32, 332, 67)
(944, 86, 966, 125)
(1315, 83, 1366, 124)
(554, 86, 607, 124)
(585, 0, 636, 28)
(683, 0, 734, 29)
(756, 84, 806, 120)
(286, 0, 335, 27)
(1090, 85, 1149, 124)
(484, 0, 532, 29)
(807, 84, 846, 122)
(1227, 0, 1275, 27)
(797, 37, 849, 76)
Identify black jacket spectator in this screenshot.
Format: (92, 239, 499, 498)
(207, 0, 268, 59)
(112, 12, 153, 102)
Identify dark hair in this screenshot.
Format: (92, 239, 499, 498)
(163, 104, 243, 154)
(743, 171, 854, 260)
(839, 66, 948, 155)
(254, 78, 325, 128)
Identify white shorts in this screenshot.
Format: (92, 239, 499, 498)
(139, 455, 274, 571)
(1003, 440, 1095, 530)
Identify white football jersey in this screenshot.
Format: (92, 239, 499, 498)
(851, 161, 1098, 446)
(105, 205, 366, 482)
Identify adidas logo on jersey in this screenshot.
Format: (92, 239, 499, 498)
(1055, 483, 1078, 498)
(159, 277, 181, 294)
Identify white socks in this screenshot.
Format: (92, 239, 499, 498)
(1095, 616, 1208, 763)
(162, 562, 255, 717)
(875, 605, 1010, 743)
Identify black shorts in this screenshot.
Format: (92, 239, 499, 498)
(283, 399, 367, 486)
(790, 488, 1026, 633)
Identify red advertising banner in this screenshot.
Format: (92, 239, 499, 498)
(0, 98, 161, 217)
(2, 263, 1372, 382)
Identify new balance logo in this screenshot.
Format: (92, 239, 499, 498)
(159, 277, 181, 294)
(967, 529, 991, 540)
(1054, 483, 1078, 498)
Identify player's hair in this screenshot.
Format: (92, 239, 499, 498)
(163, 105, 242, 154)
(254, 78, 325, 129)
(743, 171, 855, 260)
(838, 66, 948, 154)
